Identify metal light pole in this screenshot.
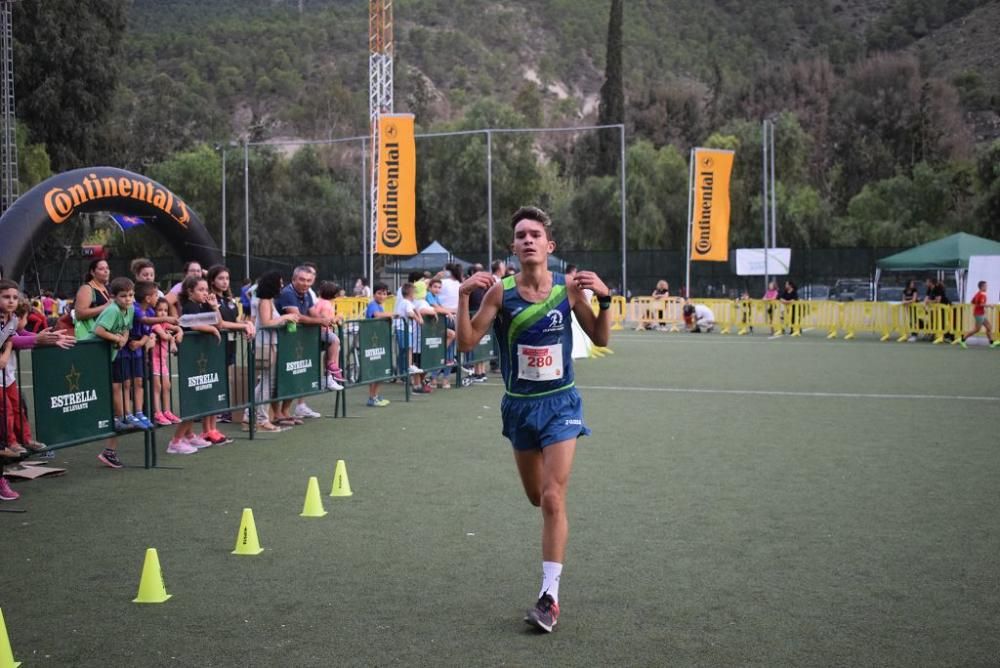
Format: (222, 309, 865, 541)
(762, 120, 770, 290)
(620, 124, 627, 298)
(486, 130, 493, 267)
(243, 140, 250, 280)
(220, 145, 227, 259)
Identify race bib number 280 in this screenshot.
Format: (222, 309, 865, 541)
(517, 344, 563, 381)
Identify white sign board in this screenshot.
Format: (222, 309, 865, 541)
(965, 255, 1000, 303)
(735, 248, 791, 276)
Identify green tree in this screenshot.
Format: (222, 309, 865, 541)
(597, 0, 624, 176)
(13, 0, 129, 170)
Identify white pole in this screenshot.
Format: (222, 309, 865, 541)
(685, 148, 695, 299)
(243, 141, 250, 280)
(762, 120, 769, 290)
(361, 138, 367, 281)
(487, 130, 493, 267)
(620, 124, 627, 298)
(770, 119, 777, 262)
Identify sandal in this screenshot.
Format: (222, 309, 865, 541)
(256, 421, 284, 432)
(276, 417, 302, 426)
(23, 440, 47, 451)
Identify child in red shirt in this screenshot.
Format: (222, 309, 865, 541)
(959, 281, 999, 348)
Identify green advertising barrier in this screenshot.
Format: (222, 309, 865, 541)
(31, 339, 115, 446)
(275, 324, 322, 398)
(356, 319, 393, 383)
(177, 332, 230, 419)
(470, 328, 496, 362)
(420, 317, 448, 369)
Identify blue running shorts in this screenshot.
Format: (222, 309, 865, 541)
(501, 387, 591, 451)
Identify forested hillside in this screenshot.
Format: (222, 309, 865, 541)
(10, 0, 1000, 264)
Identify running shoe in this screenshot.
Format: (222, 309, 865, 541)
(524, 593, 560, 633)
(164, 410, 183, 424)
(959, 339, 968, 349)
(166, 438, 199, 454)
(326, 373, 344, 391)
(0, 477, 19, 501)
(366, 397, 390, 407)
(295, 403, 322, 419)
(134, 412, 155, 430)
(218, 412, 233, 424)
(186, 434, 213, 449)
(113, 416, 130, 432)
(992, 340, 1000, 348)
(153, 411, 173, 426)
(98, 448, 124, 469)
(472, 374, 488, 383)
(124, 414, 149, 430)
(330, 367, 345, 382)
(408, 364, 424, 374)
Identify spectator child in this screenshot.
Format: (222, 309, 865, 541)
(149, 297, 183, 427)
(89, 276, 138, 468)
(425, 278, 457, 388)
(169, 276, 225, 452)
(393, 282, 426, 390)
(959, 280, 999, 348)
(310, 280, 345, 391)
(122, 282, 158, 431)
(682, 303, 716, 333)
(364, 283, 393, 406)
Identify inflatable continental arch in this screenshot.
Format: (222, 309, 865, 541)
(0, 166, 223, 278)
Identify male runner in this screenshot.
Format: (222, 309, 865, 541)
(457, 206, 611, 632)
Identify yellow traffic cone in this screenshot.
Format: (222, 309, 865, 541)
(0, 608, 21, 668)
(232, 508, 264, 556)
(301, 476, 328, 517)
(132, 548, 171, 604)
(329, 459, 353, 497)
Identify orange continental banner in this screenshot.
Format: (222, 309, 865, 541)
(376, 113, 417, 255)
(690, 148, 734, 262)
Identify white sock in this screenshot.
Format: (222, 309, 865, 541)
(540, 561, 562, 603)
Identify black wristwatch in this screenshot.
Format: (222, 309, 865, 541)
(597, 295, 612, 310)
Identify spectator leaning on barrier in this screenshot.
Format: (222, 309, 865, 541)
(166, 261, 204, 317)
(924, 277, 954, 341)
(393, 282, 426, 391)
(902, 279, 920, 341)
(87, 276, 137, 469)
(73, 258, 113, 340)
(209, 265, 257, 423)
(249, 270, 299, 431)
(364, 283, 394, 407)
(425, 278, 457, 388)
(120, 282, 156, 432)
(311, 280, 345, 391)
(779, 280, 799, 335)
(682, 303, 716, 333)
(148, 297, 183, 427)
(276, 265, 328, 421)
(173, 274, 230, 450)
(466, 264, 489, 383)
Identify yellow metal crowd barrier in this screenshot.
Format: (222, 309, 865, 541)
(623, 298, 997, 343)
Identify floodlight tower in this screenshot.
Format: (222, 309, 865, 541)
(368, 0, 393, 282)
(0, 0, 18, 215)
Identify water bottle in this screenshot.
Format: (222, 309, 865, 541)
(286, 319, 297, 333)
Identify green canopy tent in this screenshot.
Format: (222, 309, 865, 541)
(875, 232, 1000, 299)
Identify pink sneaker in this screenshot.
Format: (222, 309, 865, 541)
(0, 476, 19, 501)
(153, 411, 173, 426)
(186, 434, 212, 449)
(164, 410, 183, 424)
(166, 438, 198, 455)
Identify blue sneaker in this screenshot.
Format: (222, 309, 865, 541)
(133, 412, 154, 430)
(124, 414, 148, 430)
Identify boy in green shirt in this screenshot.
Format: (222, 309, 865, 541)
(89, 277, 136, 468)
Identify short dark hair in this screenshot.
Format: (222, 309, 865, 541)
(109, 276, 134, 296)
(373, 282, 389, 294)
(408, 271, 423, 283)
(490, 259, 504, 273)
(0, 278, 18, 292)
(318, 280, 339, 300)
(401, 282, 414, 297)
(683, 304, 695, 316)
(979, 280, 987, 289)
(134, 281, 158, 300)
(131, 258, 154, 276)
(155, 297, 169, 311)
(428, 278, 442, 288)
(510, 206, 552, 237)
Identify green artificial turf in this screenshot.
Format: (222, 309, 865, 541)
(3, 332, 999, 666)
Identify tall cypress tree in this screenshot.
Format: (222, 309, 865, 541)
(597, 0, 624, 177)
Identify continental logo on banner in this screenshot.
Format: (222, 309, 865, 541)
(377, 114, 417, 255)
(690, 148, 734, 262)
(43, 172, 191, 227)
